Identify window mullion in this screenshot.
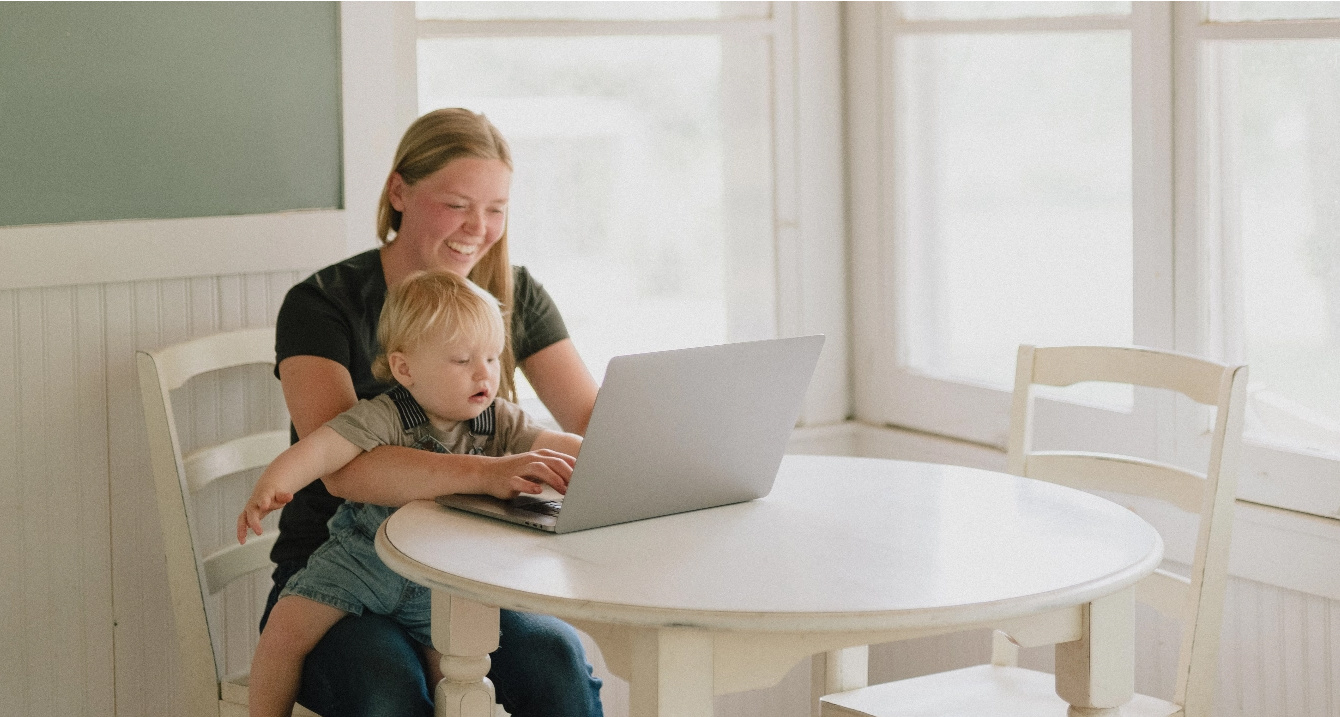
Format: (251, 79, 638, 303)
(891, 15, 1130, 35)
(1171, 2, 1205, 361)
(1130, 1, 1177, 461)
(416, 18, 778, 39)
(1197, 18, 1340, 41)
(1131, 2, 1175, 353)
(1170, 2, 1211, 470)
(847, 1, 897, 425)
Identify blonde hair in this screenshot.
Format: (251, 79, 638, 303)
(377, 108, 518, 398)
(372, 272, 507, 390)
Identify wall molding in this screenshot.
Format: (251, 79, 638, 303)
(0, 210, 346, 291)
(792, 420, 1340, 601)
(338, 1, 418, 257)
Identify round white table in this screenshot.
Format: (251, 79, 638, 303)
(376, 455, 1163, 717)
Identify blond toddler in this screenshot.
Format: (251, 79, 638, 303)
(237, 271, 582, 717)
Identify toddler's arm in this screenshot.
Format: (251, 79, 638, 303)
(236, 426, 363, 544)
(531, 430, 582, 459)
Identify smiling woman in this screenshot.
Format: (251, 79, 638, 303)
(266, 107, 603, 717)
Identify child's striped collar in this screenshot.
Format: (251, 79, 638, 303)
(385, 384, 495, 436)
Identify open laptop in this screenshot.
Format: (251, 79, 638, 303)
(436, 335, 824, 533)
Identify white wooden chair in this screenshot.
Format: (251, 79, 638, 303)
(822, 345, 1247, 717)
(136, 327, 319, 717)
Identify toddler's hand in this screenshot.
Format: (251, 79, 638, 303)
(236, 489, 294, 544)
(482, 449, 576, 500)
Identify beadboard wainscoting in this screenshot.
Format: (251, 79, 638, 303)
(1, 270, 304, 717)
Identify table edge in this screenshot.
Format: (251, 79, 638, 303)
(375, 518, 1165, 633)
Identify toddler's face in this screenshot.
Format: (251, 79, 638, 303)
(399, 327, 502, 424)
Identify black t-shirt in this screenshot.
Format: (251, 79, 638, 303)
(270, 248, 570, 565)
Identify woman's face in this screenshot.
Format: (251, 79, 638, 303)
(388, 157, 512, 277)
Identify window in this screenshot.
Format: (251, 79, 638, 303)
(855, 2, 1148, 454)
(1197, 11, 1340, 457)
(415, 2, 779, 394)
(853, 2, 1340, 517)
(894, 22, 1134, 406)
(1185, 2, 1340, 512)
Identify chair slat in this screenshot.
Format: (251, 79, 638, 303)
(1137, 568, 1192, 618)
(153, 327, 276, 390)
(1031, 346, 1226, 406)
(184, 430, 290, 494)
(203, 533, 278, 595)
(1025, 451, 1205, 515)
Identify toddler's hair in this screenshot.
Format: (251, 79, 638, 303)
(372, 271, 506, 382)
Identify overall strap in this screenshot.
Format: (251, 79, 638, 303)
(470, 403, 496, 436)
(386, 385, 428, 431)
(388, 384, 496, 437)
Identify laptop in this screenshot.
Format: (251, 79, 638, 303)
(436, 335, 825, 533)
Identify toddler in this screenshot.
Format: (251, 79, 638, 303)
(237, 270, 581, 717)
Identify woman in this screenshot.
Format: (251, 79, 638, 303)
(262, 109, 604, 717)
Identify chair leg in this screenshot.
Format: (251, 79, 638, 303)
(810, 647, 869, 717)
(1055, 589, 1136, 716)
(991, 630, 1021, 666)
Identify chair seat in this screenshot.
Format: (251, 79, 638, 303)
(222, 673, 321, 717)
(821, 664, 1180, 717)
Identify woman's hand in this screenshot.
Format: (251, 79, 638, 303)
(476, 449, 576, 499)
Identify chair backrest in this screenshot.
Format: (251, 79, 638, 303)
(1003, 345, 1246, 717)
(136, 327, 287, 716)
(1007, 345, 1248, 712)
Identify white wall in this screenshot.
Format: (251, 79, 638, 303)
(6, 3, 1340, 716)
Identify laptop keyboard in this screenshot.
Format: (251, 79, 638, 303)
(509, 496, 563, 517)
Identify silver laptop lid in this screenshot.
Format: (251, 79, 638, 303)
(553, 335, 824, 533)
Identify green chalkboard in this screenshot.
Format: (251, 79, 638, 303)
(0, 2, 342, 227)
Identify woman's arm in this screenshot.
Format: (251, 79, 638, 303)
(279, 355, 359, 438)
(520, 339, 599, 435)
(531, 429, 582, 458)
(278, 355, 574, 505)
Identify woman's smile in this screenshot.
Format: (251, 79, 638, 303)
(446, 241, 479, 256)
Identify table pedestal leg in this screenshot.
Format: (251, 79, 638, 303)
(1055, 588, 1135, 717)
(628, 628, 714, 717)
(810, 646, 868, 717)
(431, 591, 500, 717)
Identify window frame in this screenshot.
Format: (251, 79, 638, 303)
(851, 2, 1169, 458)
(1170, 2, 1340, 517)
(851, 1, 1340, 519)
(387, 1, 849, 426)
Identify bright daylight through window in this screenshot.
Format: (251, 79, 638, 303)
(416, 2, 773, 402)
(892, 2, 1134, 410)
(1203, 35, 1340, 458)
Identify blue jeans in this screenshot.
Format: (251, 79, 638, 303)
(264, 562, 604, 717)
